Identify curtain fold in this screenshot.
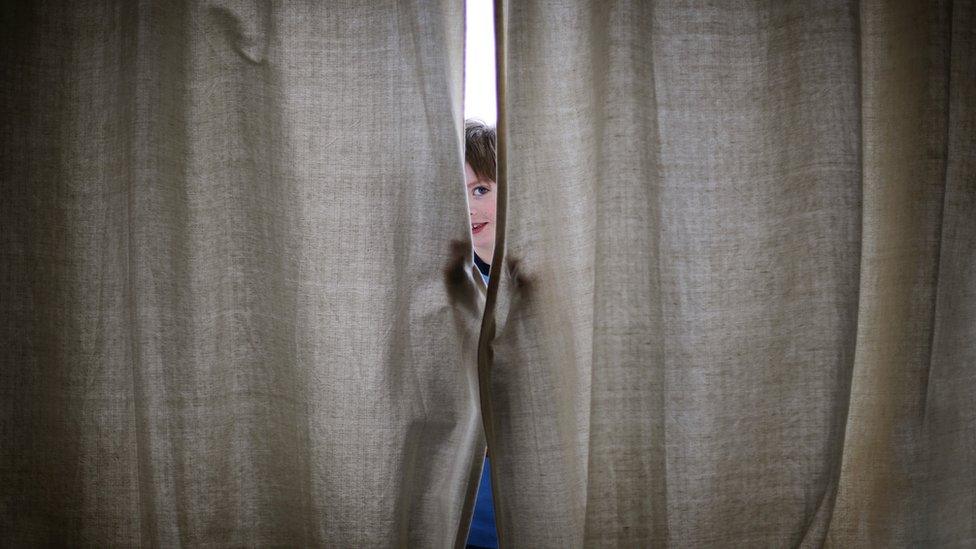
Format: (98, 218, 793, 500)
(1, 1, 485, 546)
(3, 1, 973, 546)
(829, 1, 976, 545)
(488, 0, 974, 546)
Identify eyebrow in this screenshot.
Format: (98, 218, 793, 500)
(467, 180, 494, 188)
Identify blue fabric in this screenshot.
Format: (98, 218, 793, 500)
(466, 456, 498, 548)
(467, 254, 496, 547)
(474, 253, 491, 284)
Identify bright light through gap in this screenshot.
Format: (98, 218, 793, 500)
(464, 0, 496, 126)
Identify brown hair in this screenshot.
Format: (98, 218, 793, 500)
(465, 120, 496, 183)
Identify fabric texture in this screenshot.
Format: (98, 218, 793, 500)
(486, 0, 975, 546)
(3, 1, 974, 547)
(1, 1, 487, 546)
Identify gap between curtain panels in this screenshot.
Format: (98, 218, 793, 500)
(471, 0, 508, 547)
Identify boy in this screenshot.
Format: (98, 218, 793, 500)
(464, 119, 498, 548)
(465, 120, 497, 283)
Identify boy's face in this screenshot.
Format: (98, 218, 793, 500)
(465, 162, 497, 264)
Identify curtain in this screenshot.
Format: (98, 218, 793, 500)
(3, 1, 974, 547)
(1, 1, 486, 546)
(487, 0, 974, 546)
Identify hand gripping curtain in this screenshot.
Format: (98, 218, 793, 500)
(485, 0, 975, 546)
(0, 1, 487, 546)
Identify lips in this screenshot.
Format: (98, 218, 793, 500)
(471, 222, 487, 235)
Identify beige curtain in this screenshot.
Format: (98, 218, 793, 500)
(4, 1, 974, 547)
(487, 0, 974, 546)
(0, 1, 486, 546)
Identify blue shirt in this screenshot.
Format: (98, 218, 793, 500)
(467, 456, 498, 548)
(467, 254, 498, 548)
(473, 254, 491, 285)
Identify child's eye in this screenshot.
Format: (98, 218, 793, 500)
(473, 186, 490, 197)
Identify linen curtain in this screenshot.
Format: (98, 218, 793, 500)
(4, 0, 975, 547)
(1, 1, 487, 546)
(487, 0, 974, 546)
